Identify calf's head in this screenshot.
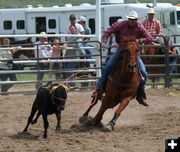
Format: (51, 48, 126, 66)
(50, 83, 69, 110)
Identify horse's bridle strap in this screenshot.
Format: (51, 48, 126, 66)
(108, 75, 139, 88)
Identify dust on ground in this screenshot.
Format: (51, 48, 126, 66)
(0, 88, 180, 152)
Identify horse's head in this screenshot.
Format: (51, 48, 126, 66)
(49, 83, 69, 110)
(120, 36, 139, 72)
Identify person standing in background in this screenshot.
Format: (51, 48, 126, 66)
(67, 14, 84, 35)
(34, 32, 52, 89)
(78, 15, 94, 67)
(142, 8, 163, 44)
(51, 38, 64, 80)
(0, 38, 18, 94)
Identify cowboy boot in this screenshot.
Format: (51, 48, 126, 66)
(136, 85, 149, 106)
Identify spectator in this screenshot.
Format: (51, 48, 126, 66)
(142, 8, 163, 44)
(34, 31, 52, 89)
(51, 38, 64, 80)
(169, 47, 178, 74)
(65, 14, 85, 65)
(67, 14, 84, 35)
(0, 38, 18, 94)
(64, 25, 84, 86)
(78, 15, 94, 67)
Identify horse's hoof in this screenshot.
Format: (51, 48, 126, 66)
(104, 124, 113, 132)
(94, 122, 104, 128)
(79, 115, 93, 124)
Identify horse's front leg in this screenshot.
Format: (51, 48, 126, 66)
(79, 95, 99, 124)
(106, 97, 131, 131)
(93, 97, 110, 127)
(42, 113, 49, 138)
(55, 111, 61, 132)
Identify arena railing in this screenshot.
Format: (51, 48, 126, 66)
(0, 34, 101, 95)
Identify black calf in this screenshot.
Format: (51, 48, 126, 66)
(23, 82, 69, 138)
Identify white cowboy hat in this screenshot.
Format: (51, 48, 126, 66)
(79, 16, 86, 22)
(126, 11, 139, 20)
(39, 31, 47, 38)
(147, 8, 155, 14)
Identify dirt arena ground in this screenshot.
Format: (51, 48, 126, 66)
(0, 88, 180, 152)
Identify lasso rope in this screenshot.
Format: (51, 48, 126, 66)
(62, 72, 98, 106)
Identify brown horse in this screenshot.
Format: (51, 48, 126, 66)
(80, 36, 141, 130)
(142, 43, 164, 88)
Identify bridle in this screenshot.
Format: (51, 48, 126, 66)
(108, 41, 140, 88)
(119, 42, 139, 72)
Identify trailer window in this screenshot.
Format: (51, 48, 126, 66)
(4, 20, 12, 30)
(109, 16, 122, 26)
(17, 20, 25, 29)
(89, 18, 95, 34)
(48, 19, 56, 29)
(170, 12, 175, 25)
(177, 11, 180, 25)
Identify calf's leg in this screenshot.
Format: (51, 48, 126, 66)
(31, 111, 41, 125)
(55, 111, 61, 132)
(42, 113, 49, 138)
(23, 105, 37, 132)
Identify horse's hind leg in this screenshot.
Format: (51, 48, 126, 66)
(23, 105, 38, 132)
(106, 98, 130, 131)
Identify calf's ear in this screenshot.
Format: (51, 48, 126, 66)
(44, 81, 52, 88)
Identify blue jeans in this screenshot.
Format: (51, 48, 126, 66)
(53, 62, 61, 80)
(36, 63, 47, 81)
(169, 59, 177, 74)
(83, 43, 94, 67)
(97, 50, 148, 91)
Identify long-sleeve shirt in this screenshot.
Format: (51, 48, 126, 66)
(0, 49, 13, 69)
(142, 18, 163, 36)
(34, 41, 52, 58)
(102, 20, 155, 44)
